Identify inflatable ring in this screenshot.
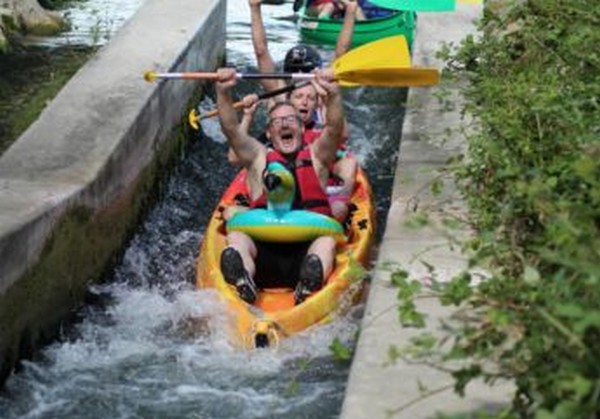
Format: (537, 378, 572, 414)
(226, 161, 345, 243)
(227, 208, 345, 243)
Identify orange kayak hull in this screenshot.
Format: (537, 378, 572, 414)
(196, 167, 375, 349)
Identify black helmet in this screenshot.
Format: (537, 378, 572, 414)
(283, 44, 322, 73)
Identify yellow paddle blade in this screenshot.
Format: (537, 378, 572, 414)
(335, 67, 440, 87)
(333, 35, 412, 87)
(333, 35, 411, 74)
(457, 0, 481, 3)
(188, 109, 200, 130)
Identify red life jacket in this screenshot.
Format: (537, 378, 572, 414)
(302, 123, 349, 152)
(250, 147, 332, 217)
(303, 126, 321, 145)
(301, 126, 349, 187)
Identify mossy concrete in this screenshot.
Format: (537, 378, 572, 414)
(0, 0, 226, 385)
(0, 116, 190, 381)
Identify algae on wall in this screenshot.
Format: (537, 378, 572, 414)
(0, 107, 195, 385)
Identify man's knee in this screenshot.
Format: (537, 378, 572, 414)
(228, 231, 256, 255)
(310, 235, 336, 255)
(331, 201, 349, 223)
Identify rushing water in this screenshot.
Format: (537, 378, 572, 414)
(0, 1, 406, 418)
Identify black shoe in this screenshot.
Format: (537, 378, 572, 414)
(294, 254, 324, 305)
(220, 247, 257, 304)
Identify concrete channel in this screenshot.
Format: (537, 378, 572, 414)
(341, 3, 514, 418)
(0, 0, 513, 415)
(0, 0, 226, 383)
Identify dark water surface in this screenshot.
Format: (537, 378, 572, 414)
(0, 2, 406, 418)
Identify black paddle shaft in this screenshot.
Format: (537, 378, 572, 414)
(239, 73, 313, 81)
(255, 81, 311, 101)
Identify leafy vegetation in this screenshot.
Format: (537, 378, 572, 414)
(396, 0, 599, 417)
(0, 45, 95, 154)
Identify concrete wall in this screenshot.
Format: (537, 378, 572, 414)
(341, 3, 514, 418)
(0, 0, 227, 384)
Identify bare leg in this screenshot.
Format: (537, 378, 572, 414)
(330, 156, 357, 222)
(307, 235, 337, 280)
(331, 200, 349, 223)
(334, 155, 357, 196)
(317, 3, 335, 19)
(227, 231, 257, 277)
(295, 235, 337, 304)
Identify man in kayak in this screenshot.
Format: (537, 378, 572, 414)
(216, 67, 345, 305)
(227, 82, 356, 224)
(247, 0, 360, 222)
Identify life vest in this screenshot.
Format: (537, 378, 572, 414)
(302, 119, 349, 150)
(250, 147, 332, 217)
(302, 125, 349, 171)
(303, 125, 321, 145)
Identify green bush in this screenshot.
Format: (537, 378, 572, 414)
(419, 0, 599, 417)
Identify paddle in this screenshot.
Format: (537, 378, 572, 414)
(368, 0, 455, 12)
(144, 36, 439, 87)
(335, 34, 411, 86)
(368, 0, 481, 11)
(188, 81, 310, 130)
(144, 66, 438, 87)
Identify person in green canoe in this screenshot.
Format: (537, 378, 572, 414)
(303, 0, 365, 20)
(250, 0, 362, 83)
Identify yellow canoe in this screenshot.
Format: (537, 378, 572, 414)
(196, 166, 375, 349)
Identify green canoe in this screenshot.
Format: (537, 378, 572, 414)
(298, 9, 416, 50)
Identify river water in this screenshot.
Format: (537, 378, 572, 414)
(23, 0, 145, 47)
(0, 1, 406, 418)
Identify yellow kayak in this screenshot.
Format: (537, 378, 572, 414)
(195, 166, 375, 349)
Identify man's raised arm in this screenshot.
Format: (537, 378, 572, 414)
(311, 69, 345, 166)
(335, 0, 364, 58)
(249, 0, 283, 92)
(216, 68, 262, 167)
